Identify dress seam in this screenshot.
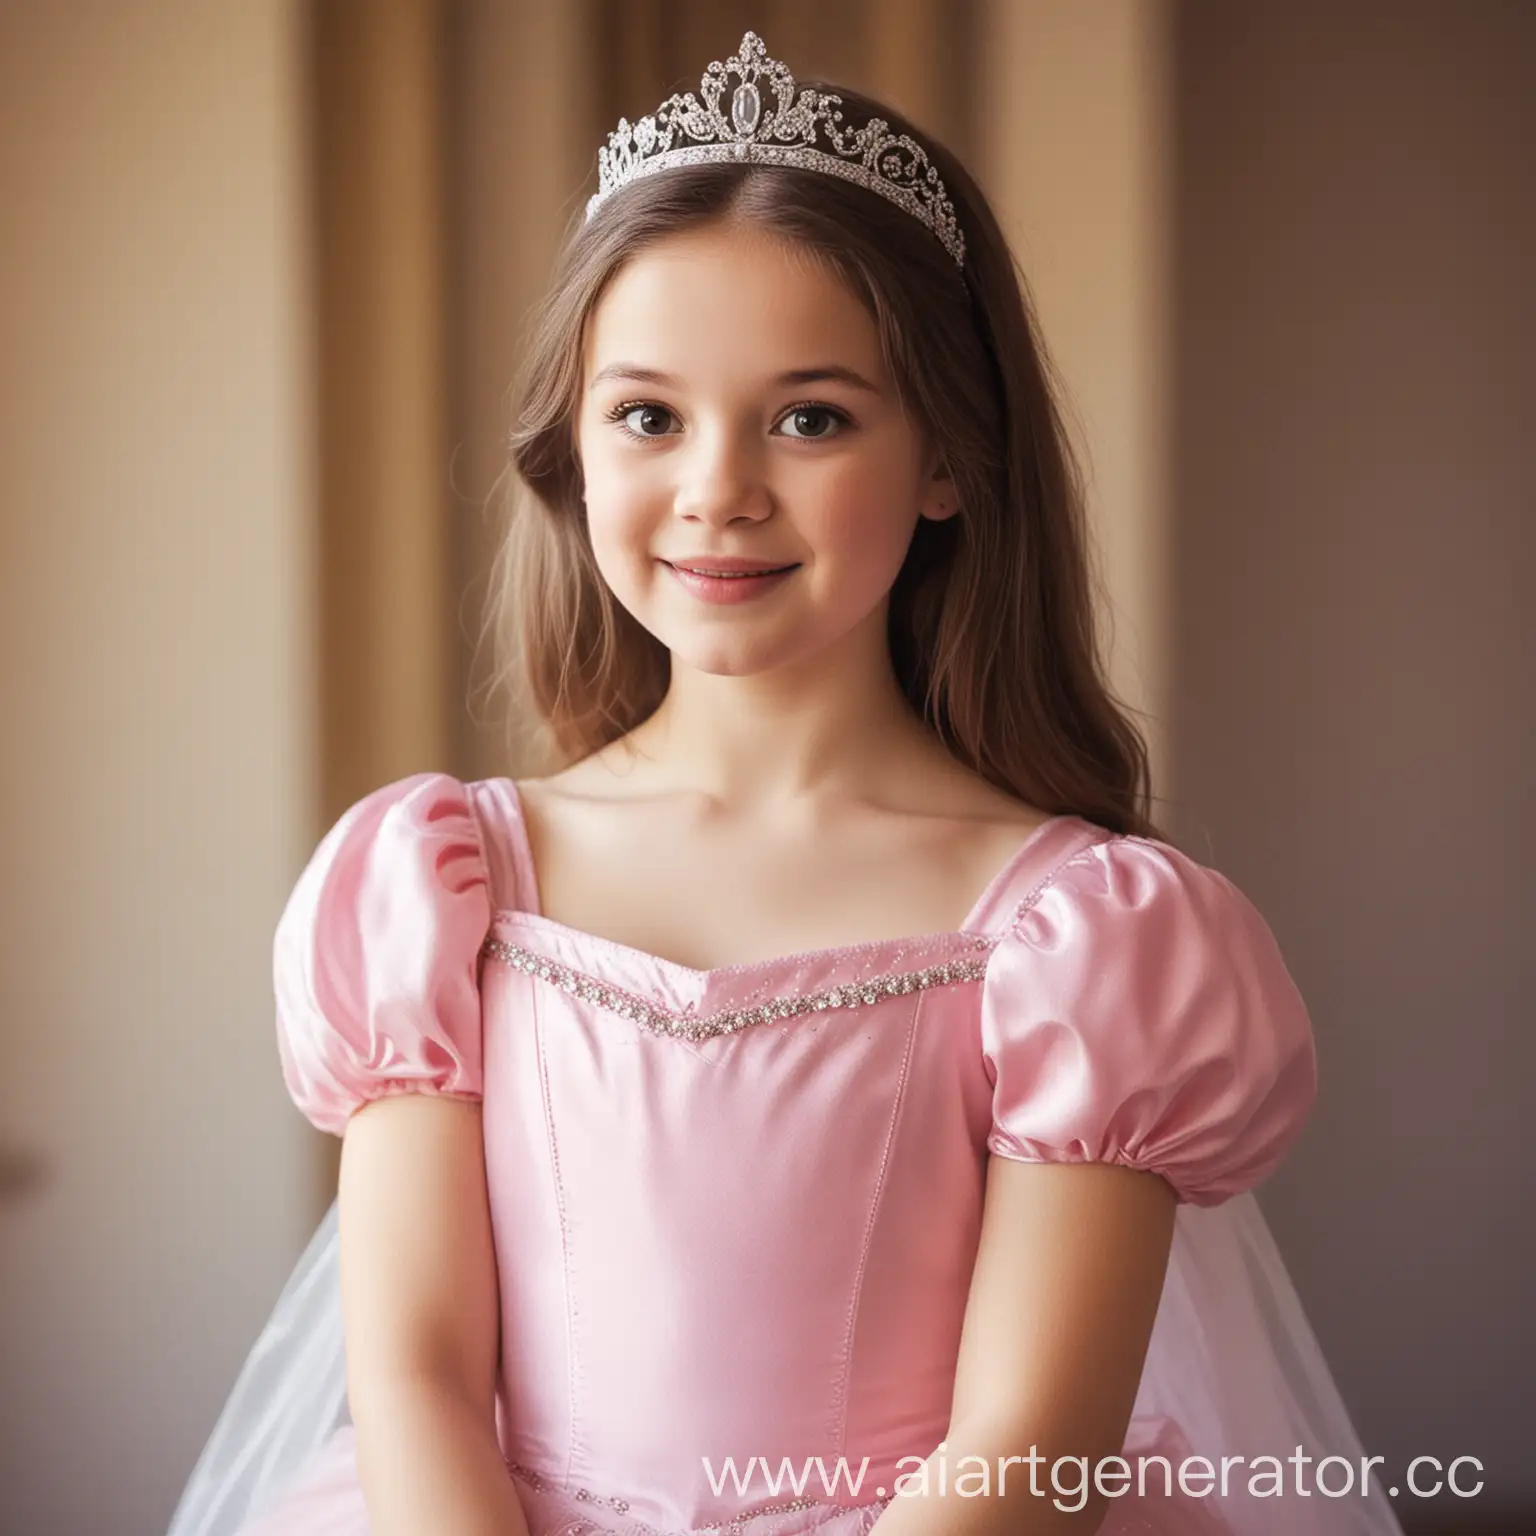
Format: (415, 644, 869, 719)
(829, 992, 922, 1459)
(531, 974, 581, 1487)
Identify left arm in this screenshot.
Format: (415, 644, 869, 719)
(870, 1157, 1176, 1536)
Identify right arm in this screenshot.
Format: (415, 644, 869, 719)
(271, 773, 524, 1534)
(339, 1090, 529, 1536)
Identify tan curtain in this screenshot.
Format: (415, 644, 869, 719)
(311, 0, 453, 824)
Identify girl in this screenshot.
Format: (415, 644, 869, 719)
(169, 32, 1402, 1536)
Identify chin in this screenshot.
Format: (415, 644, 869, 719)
(670, 645, 778, 678)
(663, 630, 809, 679)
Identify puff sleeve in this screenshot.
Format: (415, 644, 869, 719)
(274, 771, 492, 1136)
(980, 836, 1317, 1206)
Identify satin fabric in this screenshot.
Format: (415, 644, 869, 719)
(212, 771, 1368, 1536)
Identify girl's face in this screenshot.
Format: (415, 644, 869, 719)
(576, 222, 954, 680)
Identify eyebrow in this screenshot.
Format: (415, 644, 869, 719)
(586, 363, 883, 394)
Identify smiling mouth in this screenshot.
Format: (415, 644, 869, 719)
(665, 562, 799, 578)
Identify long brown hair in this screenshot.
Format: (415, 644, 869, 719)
(489, 84, 1163, 840)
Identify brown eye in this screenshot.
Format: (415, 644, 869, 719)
(777, 406, 845, 440)
(621, 404, 676, 437)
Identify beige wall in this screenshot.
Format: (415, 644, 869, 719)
(1171, 2, 1535, 1526)
(0, 4, 318, 1533)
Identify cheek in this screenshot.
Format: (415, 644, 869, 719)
(799, 453, 923, 565)
(580, 446, 665, 560)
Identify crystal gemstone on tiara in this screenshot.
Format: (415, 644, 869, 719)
(731, 82, 761, 135)
(584, 31, 966, 268)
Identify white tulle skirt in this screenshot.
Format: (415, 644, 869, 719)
(165, 1194, 1403, 1536)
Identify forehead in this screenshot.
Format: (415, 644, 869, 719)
(583, 225, 885, 385)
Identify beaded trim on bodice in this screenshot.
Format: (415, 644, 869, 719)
(476, 830, 1112, 1043)
(479, 934, 994, 1042)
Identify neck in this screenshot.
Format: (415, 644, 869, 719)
(622, 608, 937, 807)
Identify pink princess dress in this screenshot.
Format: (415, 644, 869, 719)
(167, 772, 1403, 1536)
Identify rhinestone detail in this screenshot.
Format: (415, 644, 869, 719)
(481, 935, 993, 1041)
(506, 1459, 633, 1517)
(504, 1459, 838, 1534)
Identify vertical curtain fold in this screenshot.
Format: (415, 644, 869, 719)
(311, 0, 452, 822)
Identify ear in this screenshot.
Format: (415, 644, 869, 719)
(919, 457, 960, 523)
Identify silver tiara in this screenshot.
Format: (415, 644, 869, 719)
(585, 31, 966, 269)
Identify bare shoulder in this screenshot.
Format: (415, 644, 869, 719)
(901, 749, 1057, 840)
(512, 744, 673, 881)
(918, 768, 1060, 906)
(517, 738, 657, 805)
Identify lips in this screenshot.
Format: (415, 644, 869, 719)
(662, 559, 799, 578)
(661, 559, 799, 605)
(670, 564, 795, 578)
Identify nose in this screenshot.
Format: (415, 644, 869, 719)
(673, 420, 771, 527)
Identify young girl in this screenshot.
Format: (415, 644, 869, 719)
(169, 33, 1402, 1536)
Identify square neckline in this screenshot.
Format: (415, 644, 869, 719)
(484, 776, 1086, 983)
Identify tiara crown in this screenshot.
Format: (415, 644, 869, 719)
(585, 31, 966, 268)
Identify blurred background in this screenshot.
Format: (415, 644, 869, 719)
(0, 2, 1531, 1533)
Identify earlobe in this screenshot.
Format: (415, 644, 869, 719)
(921, 465, 960, 522)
